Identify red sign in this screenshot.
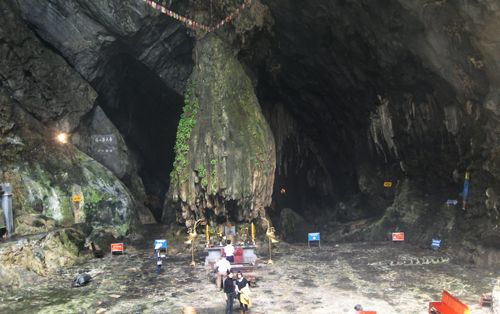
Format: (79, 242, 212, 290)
(392, 232, 405, 241)
(111, 243, 124, 253)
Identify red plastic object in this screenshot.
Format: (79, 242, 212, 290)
(360, 311, 377, 314)
(111, 243, 123, 253)
(428, 290, 470, 314)
(234, 247, 243, 256)
(234, 255, 243, 264)
(392, 232, 405, 241)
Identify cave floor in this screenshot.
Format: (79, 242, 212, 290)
(0, 239, 497, 314)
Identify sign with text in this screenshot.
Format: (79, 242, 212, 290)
(91, 134, 116, 154)
(383, 181, 393, 188)
(71, 195, 82, 203)
(391, 232, 405, 241)
(308, 233, 320, 241)
(154, 239, 167, 250)
(91, 134, 115, 143)
(308, 232, 321, 249)
(111, 243, 124, 254)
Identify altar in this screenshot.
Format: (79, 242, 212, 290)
(204, 245, 257, 266)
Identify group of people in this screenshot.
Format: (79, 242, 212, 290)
(154, 238, 365, 313)
(223, 270, 251, 314)
(214, 240, 251, 314)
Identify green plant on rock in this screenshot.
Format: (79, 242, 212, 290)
(84, 189, 103, 223)
(201, 178, 209, 188)
(171, 81, 199, 185)
(196, 165, 206, 178)
(197, 165, 209, 188)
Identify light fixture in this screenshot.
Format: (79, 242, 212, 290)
(56, 132, 68, 144)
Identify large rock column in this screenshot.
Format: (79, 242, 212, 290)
(166, 35, 275, 224)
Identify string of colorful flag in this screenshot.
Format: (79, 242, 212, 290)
(142, 0, 252, 32)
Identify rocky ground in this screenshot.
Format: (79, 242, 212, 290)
(0, 229, 498, 314)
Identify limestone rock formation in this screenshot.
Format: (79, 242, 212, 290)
(0, 1, 141, 235)
(1, 0, 500, 264)
(0, 1, 95, 133)
(167, 35, 275, 224)
(0, 228, 85, 290)
(73, 106, 155, 224)
(15, 0, 193, 94)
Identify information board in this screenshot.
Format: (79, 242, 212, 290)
(308, 232, 320, 241)
(111, 243, 124, 254)
(91, 134, 116, 154)
(154, 239, 167, 251)
(308, 232, 321, 249)
(392, 232, 405, 241)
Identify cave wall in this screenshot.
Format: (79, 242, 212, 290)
(2, 0, 500, 259)
(15, 0, 193, 94)
(0, 1, 139, 234)
(11, 0, 195, 223)
(247, 0, 500, 254)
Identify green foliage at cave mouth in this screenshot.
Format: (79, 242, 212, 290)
(170, 80, 199, 185)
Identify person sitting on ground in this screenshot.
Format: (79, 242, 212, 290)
(224, 271, 236, 314)
(224, 239, 235, 263)
(235, 271, 250, 313)
(215, 256, 231, 290)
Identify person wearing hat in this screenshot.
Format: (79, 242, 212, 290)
(154, 243, 163, 275)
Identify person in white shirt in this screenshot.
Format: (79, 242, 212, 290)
(224, 240, 235, 263)
(214, 256, 231, 290)
(154, 243, 163, 275)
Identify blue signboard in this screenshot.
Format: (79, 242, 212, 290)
(308, 233, 320, 241)
(431, 239, 441, 250)
(154, 239, 167, 250)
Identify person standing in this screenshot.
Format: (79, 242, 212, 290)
(224, 240, 235, 263)
(224, 271, 236, 314)
(215, 256, 231, 290)
(154, 243, 162, 275)
(235, 272, 250, 313)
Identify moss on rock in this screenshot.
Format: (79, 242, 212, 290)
(167, 35, 275, 224)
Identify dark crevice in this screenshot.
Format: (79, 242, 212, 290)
(94, 53, 183, 221)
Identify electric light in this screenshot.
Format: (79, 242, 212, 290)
(56, 132, 68, 144)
